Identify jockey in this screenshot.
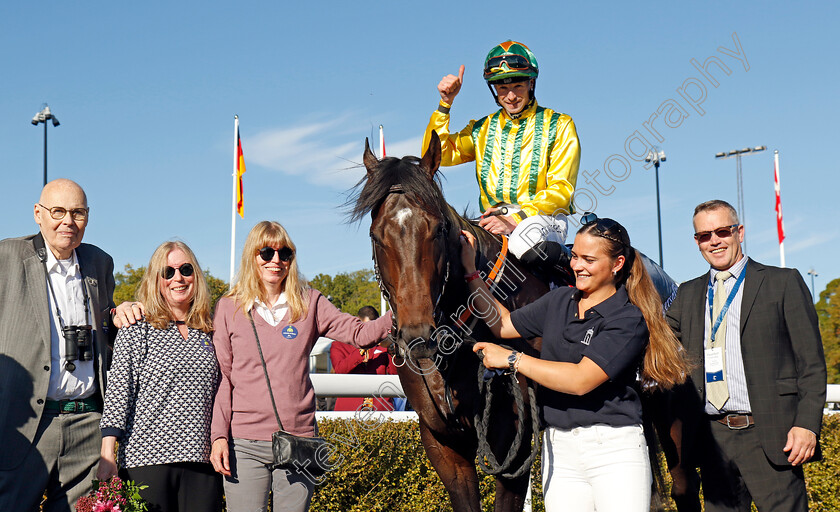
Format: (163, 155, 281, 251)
(423, 40, 580, 272)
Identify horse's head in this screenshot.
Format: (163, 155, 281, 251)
(353, 132, 457, 360)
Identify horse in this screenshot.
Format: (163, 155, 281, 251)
(349, 131, 561, 511)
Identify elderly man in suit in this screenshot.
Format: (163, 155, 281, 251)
(0, 179, 116, 511)
(666, 199, 826, 512)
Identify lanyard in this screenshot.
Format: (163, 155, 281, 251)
(707, 268, 745, 342)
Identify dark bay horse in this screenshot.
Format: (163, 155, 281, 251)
(349, 132, 553, 511)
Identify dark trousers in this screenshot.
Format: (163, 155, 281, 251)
(700, 419, 807, 512)
(123, 462, 223, 512)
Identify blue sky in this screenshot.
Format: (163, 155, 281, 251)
(2, 2, 838, 297)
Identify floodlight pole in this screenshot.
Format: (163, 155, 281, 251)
(714, 146, 766, 255)
(807, 268, 818, 302)
(645, 148, 666, 268)
(32, 105, 60, 187)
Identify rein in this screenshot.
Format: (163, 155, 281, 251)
(367, 182, 539, 479)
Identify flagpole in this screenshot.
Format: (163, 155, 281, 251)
(230, 116, 239, 286)
(775, 149, 786, 268)
(379, 124, 387, 314)
(379, 124, 386, 158)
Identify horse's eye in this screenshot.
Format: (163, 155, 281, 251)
(435, 224, 448, 238)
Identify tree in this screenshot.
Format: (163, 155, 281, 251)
(309, 269, 382, 316)
(113, 264, 229, 309)
(816, 277, 840, 383)
(113, 264, 144, 305)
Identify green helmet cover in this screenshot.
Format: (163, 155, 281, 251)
(483, 40, 539, 83)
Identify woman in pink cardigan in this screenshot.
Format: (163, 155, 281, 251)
(208, 221, 392, 512)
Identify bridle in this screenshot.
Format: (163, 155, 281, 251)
(369, 184, 452, 361)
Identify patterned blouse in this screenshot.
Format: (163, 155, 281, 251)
(100, 321, 219, 468)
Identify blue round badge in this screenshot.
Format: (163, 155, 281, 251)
(201, 339, 215, 353)
(282, 325, 298, 339)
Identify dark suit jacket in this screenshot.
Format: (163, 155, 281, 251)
(0, 234, 116, 470)
(666, 258, 826, 467)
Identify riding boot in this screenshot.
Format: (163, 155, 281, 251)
(517, 241, 572, 286)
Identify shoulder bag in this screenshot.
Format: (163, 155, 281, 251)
(248, 311, 330, 476)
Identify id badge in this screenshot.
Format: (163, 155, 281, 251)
(705, 347, 725, 383)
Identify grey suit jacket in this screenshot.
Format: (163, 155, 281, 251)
(0, 234, 116, 470)
(666, 258, 826, 466)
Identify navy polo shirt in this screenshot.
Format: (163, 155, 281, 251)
(510, 285, 648, 430)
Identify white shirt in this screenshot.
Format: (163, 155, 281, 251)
(253, 293, 289, 327)
(44, 246, 96, 400)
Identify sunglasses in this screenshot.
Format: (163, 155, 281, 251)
(259, 246, 294, 263)
(38, 203, 89, 221)
(162, 263, 194, 280)
(484, 55, 531, 74)
(693, 224, 740, 243)
(580, 212, 627, 246)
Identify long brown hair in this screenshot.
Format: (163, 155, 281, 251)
(136, 241, 213, 332)
(578, 219, 689, 389)
(226, 221, 309, 322)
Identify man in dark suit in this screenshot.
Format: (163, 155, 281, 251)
(666, 199, 826, 512)
(0, 179, 116, 511)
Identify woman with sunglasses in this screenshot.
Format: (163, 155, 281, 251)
(460, 215, 688, 512)
(98, 241, 222, 511)
(209, 221, 393, 512)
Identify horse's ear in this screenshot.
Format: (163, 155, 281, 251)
(363, 138, 378, 176)
(420, 130, 441, 180)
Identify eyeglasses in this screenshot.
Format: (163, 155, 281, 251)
(580, 212, 627, 246)
(485, 55, 531, 74)
(38, 204, 89, 221)
(693, 224, 740, 243)
(259, 246, 294, 263)
(162, 263, 194, 280)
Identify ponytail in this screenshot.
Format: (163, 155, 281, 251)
(625, 250, 689, 389)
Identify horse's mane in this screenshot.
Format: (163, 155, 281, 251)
(347, 155, 500, 251)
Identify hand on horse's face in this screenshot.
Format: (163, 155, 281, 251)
(478, 213, 517, 235)
(460, 230, 478, 273)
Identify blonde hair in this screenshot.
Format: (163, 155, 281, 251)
(579, 221, 689, 390)
(227, 221, 309, 322)
(136, 241, 213, 332)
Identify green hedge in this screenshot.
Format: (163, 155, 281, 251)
(309, 414, 840, 512)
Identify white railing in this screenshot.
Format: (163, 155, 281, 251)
(310, 374, 840, 405)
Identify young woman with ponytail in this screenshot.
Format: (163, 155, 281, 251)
(460, 214, 688, 512)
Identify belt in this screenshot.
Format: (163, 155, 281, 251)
(709, 413, 754, 430)
(44, 397, 100, 414)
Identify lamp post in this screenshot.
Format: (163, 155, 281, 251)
(807, 268, 818, 301)
(645, 148, 666, 268)
(714, 145, 765, 255)
(31, 105, 60, 187)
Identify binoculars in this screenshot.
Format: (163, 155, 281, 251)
(63, 325, 93, 372)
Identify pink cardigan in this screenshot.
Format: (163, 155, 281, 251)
(211, 289, 392, 442)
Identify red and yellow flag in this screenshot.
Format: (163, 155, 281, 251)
(236, 127, 246, 218)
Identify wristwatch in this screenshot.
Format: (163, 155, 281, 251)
(508, 350, 518, 372)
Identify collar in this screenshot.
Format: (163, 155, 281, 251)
(501, 100, 538, 121)
(709, 256, 747, 284)
(44, 244, 79, 277)
(572, 284, 630, 318)
(254, 291, 287, 310)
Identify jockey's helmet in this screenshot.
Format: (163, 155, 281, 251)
(483, 41, 539, 84)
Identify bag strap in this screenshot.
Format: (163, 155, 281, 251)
(247, 310, 285, 431)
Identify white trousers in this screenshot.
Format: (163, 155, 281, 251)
(507, 213, 568, 260)
(542, 424, 651, 512)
